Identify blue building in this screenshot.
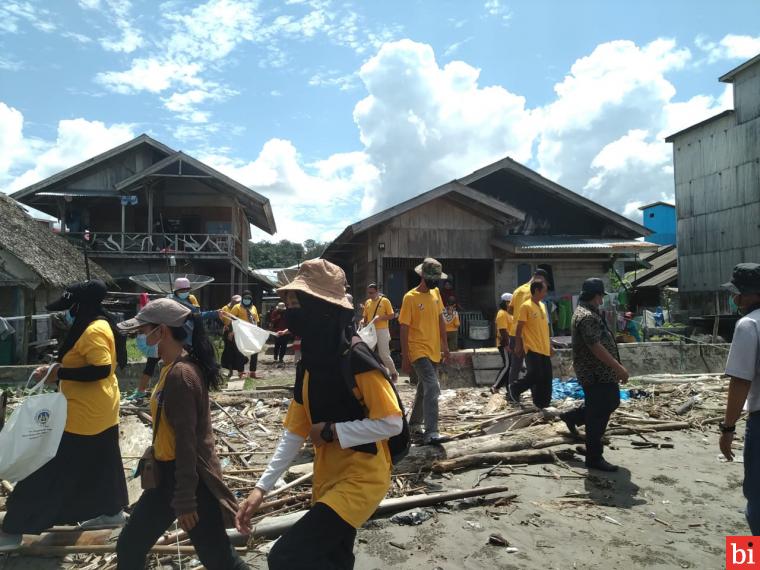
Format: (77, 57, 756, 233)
(638, 202, 676, 246)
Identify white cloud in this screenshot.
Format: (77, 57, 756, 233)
(483, 0, 512, 24)
(696, 33, 760, 63)
(0, 2, 56, 34)
(353, 39, 536, 213)
(308, 70, 357, 91)
(0, 102, 135, 193)
(444, 36, 474, 57)
(79, 0, 143, 53)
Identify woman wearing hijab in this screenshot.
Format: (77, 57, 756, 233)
(220, 294, 242, 379)
(0, 279, 129, 551)
(115, 299, 248, 570)
(236, 260, 403, 569)
(220, 291, 260, 379)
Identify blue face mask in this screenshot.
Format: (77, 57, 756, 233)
(242, 298, 252, 306)
(177, 292, 190, 300)
(135, 332, 159, 358)
(64, 309, 76, 326)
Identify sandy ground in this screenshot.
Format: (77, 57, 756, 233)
(1, 357, 748, 570)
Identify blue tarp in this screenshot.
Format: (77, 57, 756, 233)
(551, 378, 630, 401)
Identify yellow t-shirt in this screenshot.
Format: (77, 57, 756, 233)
(508, 282, 532, 336)
(495, 309, 512, 346)
(362, 297, 394, 330)
(284, 369, 401, 528)
(398, 287, 444, 363)
(228, 302, 259, 325)
(59, 319, 120, 435)
(150, 363, 177, 461)
(444, 309, 460, 332)
(517, 299, 551, 357)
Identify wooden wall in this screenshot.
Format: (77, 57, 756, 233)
(370, 197, 494, 261)
(671, 109, 760, 292)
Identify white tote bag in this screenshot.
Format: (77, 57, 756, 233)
(0, 369, 67, 483)
(357, 318, 378, 351)
(231, 319, 271, 357)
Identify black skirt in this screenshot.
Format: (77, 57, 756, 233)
(221, 330, 248, 372)
(2, 424, 128, 534)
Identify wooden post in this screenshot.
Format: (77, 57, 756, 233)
(711, 291, 720, 343)
(147, 185, 153, 235)
(120, 201, 126, 251)
(230, 265, 236, 298)
(20, 287, 34, 365)
(376, 247, 384, 291)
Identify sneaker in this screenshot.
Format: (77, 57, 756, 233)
(560, 414, 579, 437)
(0, 532, 21, 552)
(423, 432, 445, 445)
(585, 458, 619, 472)
(78, 511, 128, 529)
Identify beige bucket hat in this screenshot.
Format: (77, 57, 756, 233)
(277, 259, 353, 310)
(118, 298, 191, 331)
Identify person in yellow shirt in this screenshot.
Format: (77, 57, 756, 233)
(507, 268, 549, 387)
(221, 290, 260, 379)
(360, 283, 398, 382)
(219, 294, 242, 379)
(235, 259, 403, 569)
(509, 280, 553, 408)
(491, 292, 514, 394)
(116, 299, 247, 569)
(443, 296, 461, 352)
(0, 280, 128, 551)
(400, 258, 449, 445)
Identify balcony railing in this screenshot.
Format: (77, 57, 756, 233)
(63, 232, 240, 259)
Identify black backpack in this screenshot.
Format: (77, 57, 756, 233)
(339, 341, 411, 465)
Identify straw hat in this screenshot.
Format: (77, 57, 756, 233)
(277, 259, 353, 310)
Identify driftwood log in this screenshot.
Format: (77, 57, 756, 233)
(431, 446, 576, 473)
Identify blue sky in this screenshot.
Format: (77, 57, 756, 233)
(1, 0, 759, 242)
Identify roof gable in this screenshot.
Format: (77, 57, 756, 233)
(11, 134, 175, 201)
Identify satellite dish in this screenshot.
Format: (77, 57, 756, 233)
(130, 274, 215, 294)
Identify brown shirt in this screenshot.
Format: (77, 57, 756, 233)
(163, 357, 237, 525)
(571, 302, 620, 386)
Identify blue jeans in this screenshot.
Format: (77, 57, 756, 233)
(409, 357, 441, 434)
(745, 414, 760, 534)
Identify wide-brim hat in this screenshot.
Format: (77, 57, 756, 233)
(118, 298, 191, 331)
(580, 277, 609, 297)
(47, 279, 108, 311)
(722, 263, 760, 295)
(277, 259, 353, 310)
(415, 257, 447, 280)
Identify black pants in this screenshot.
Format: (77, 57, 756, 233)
(562, 382, 620, 461)
(274, 335, 289, 362)
(268, 502, 356, 570)
(116, 462, 247, 570)
(491, 345, 511, 392)
(511, 351, 552, 408)
(248, 352, 258, 373)
(3, 425, 127, 534)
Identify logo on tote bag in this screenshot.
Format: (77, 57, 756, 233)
(35, 408, 51, 427)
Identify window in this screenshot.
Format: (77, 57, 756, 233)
(649, 212, 655, 218)
(517, 263, 532, 287)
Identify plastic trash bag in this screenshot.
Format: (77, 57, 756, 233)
(231, 319, 271, 357)
(357, 319, 378, 351)
(0, 369, 67, 483)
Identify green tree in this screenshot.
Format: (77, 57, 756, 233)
(248, 239, 331, 268)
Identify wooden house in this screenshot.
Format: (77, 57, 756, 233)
(0, 193, 111, 363)
(666, 53, 760, 315)
(323, 157, 655, 339)
(11, 134, 276, 310)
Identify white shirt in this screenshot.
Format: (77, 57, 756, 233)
(726, 308, 760, 413)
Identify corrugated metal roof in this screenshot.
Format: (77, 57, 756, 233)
(495, 235, 659, 253)
(637, 266, 678, 288)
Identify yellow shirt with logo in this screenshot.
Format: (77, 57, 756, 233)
(517, 299, 551, 357)
(495, 309, 512, 346)
(444, 309, 460, 333)
(507, 282, 532, 336)
(398, 287, 444, 363)
(283, 369, 401, 528)
(59, 319, 120, 435)
(362, 297, 394, 330)
(150, 363, 177, 461)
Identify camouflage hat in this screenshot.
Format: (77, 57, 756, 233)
(722, 263, 760, 295)
(414, 257, 447, 280)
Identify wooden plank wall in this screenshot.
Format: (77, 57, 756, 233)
(672, 109, 760, 292)
(375, 197, 494, 259)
